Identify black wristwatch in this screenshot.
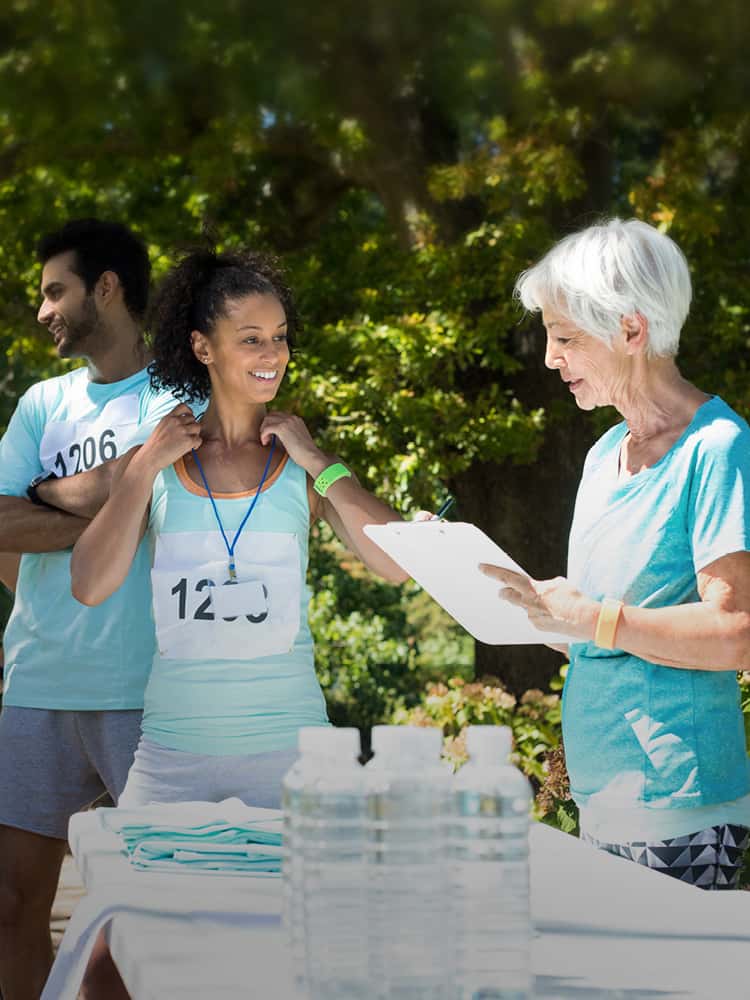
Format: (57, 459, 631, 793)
(27, 471, 57, 507)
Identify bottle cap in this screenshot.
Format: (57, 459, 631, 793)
(298, 726, 360, 758)
(371, 725, 443, 759)
(465, 725, 512, 762)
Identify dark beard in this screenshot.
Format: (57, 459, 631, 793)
(57, 294, 100, 358)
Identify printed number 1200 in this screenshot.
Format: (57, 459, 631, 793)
(170, 577, 268, 624)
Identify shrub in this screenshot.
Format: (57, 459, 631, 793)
(390, 670, 574, 828)
(309, 522, 473, 735)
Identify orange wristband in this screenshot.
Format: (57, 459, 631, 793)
(594, 598, 624, 650)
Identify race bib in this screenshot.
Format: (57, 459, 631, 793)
(151, 530, 302, 661)
(39, 394, 141, 476)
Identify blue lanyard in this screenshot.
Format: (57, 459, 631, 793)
(191, 436, 277, 580)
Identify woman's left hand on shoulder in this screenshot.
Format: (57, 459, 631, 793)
(480, 564, 598, 640)
(259, 411, 327, 474)
(260, 410, 320, 466)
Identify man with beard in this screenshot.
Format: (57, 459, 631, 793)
(0, 219, 187, 999)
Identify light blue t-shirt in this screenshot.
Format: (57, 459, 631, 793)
(566, 396, 750, 841)
(0, 366, 181, 709)
(141, 453, 329, 755)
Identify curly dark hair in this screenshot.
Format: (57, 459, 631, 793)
(148, 248, 299, 403)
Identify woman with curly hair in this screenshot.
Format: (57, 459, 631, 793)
(70, 247, 407, 807)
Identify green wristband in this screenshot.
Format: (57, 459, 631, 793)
(313, 462, 352, 497)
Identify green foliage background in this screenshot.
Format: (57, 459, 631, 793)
(4, 1, 750, 687)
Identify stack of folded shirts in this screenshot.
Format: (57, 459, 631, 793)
(100, 798, 283, 875)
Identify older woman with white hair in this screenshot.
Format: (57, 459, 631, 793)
(482, 218, 750, 888)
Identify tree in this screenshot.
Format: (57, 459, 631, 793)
(1, 0, 749, 691)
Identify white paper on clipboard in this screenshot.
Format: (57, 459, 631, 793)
(363, 521, 575, 646)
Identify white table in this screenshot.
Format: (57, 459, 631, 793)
(56, 810, 750, 1000)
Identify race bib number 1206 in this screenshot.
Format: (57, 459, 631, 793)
(38, 394, 141, 476)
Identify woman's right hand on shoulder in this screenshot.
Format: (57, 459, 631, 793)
(137, 403, 202, 472)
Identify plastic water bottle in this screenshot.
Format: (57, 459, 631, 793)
(280, 730, 309, 991)
(452, 725, 533, 1000)
(366, 725, 455, 1000)
(294, 726, 369, 999)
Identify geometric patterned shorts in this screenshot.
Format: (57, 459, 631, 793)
(581, 823, 750, 890)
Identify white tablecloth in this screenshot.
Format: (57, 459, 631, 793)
(45, 809, 750, 1000)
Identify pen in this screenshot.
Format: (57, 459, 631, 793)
(433, 495, 455, 520)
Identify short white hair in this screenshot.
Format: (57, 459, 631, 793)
(514, 218, 692, 357)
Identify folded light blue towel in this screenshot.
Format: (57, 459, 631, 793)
(101, 799, 283, 876)
(129, 838, 281, 873)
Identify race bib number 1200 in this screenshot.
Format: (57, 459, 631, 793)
(151, 530, 301, 661)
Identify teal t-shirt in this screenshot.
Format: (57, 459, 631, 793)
(565, 396, 750, 838)
(141, 452, 329, 755)
(0, 366, 182, 709)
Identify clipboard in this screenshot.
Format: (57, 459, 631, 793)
(363, 521, 575, 646)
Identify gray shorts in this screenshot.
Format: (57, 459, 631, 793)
(118, 737, 298, 810)
(0, 706, 143, 840)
